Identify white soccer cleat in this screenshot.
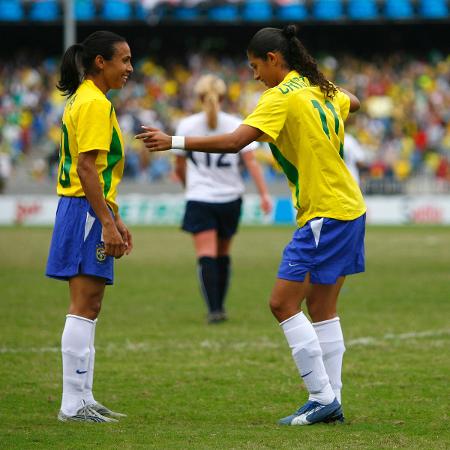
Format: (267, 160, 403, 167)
(89, 402, 127, 418)
(58, 401, 118, 423)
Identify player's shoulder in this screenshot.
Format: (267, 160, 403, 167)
(178, 112, 204, 129)
(73, 81, 111, 109)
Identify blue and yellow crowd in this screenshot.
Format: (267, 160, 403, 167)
(0, 51, 449, 189)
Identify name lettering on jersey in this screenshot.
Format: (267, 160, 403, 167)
(277, 77, 309, 95)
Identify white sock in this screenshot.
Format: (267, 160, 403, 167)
(281, 312, 335, 405)
(313, 317, 345, 404)
(61, 314, 94, 415)
(84, 318, 97, 405)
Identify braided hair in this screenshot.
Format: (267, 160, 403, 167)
(247, 25, 337, 99)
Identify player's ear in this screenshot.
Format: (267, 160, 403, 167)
(267, 51, 281, 67)
(94, 54, 105, 71)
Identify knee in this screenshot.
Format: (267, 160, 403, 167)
(88, 299, 102, 317)
(306, 299, 336, 323)
(70, 295, 102, 320)
(269, 295, 287, 321)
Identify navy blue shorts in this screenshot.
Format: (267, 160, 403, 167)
(182, 198, 242, 239)
(46, 197, 114, 285)
(278, 214, 366, 285)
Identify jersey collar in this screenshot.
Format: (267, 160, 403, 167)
(82, 79, 106, 97)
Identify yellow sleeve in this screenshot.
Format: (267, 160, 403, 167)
(76, 99, 112, 153)
(336, 91, 350, 122)
(243, 89, 288, 142)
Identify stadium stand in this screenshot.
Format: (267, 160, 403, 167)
(384, 0, 414, 19)
(348, 0, 378, 20)
(101, 0, 133, 20)
(275, 1, 308, 21)
(0, 0, 449, 23)
(419, 0, 448, 18)
(75, 0, 96, 21)
(312, 0, 344, 20)
(0, 0, 24, 20)
(29, 0, 60, 20)
(242, 0, 273, 22)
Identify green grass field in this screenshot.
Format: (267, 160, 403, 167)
(0, 226, 449, 449)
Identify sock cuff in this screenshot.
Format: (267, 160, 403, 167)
(66, 314, 96, 324)
(279, 311, 305, 327)
(198, 256, 217, 264)
(312, 317, 340, 328)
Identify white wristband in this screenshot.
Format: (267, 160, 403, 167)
(171, 136, 185, 149)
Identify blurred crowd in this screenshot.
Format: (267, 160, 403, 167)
(0, 50, 449, 193)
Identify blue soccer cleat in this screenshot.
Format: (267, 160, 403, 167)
(278, 398, 343, 426)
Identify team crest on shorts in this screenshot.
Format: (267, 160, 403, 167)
(96, 243, 106, 262)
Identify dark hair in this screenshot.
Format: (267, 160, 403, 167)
(57, 30, 127, 97)
(247, 25, 337, 99)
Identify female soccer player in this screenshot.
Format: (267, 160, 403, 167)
(136, 25, 365, 426)
(46, 31, 133, 423)
(173, 74, 271, 324)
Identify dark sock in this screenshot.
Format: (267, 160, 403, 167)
(217, 255, 231, 312)
(198, 257, 220, 313)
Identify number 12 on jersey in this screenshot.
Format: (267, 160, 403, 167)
(188, 152, 231, 168)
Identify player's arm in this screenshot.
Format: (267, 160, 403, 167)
(77, 151, 126, 258)
(136, 124, 263, 154)
(337, 87, 360, 112)
(241, 150, 272, 214)
(174, 155, 187, 187)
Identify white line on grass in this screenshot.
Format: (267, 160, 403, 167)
(1, 329, 449, 354)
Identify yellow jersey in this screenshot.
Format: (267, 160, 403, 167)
(243, 70, 366, 227)
(57, 79, 125, 214)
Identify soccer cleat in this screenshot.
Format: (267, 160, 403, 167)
(89, 402, 127, 418)
(278, 398, 342, 426)
(323, 409, 345, 424)
(58, 401, 118, 423)
(207, 311, 227, 324)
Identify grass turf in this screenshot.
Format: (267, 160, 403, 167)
(0, 226, 449, 449)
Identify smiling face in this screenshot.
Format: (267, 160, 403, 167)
(103, 41, 133, 90)
(92, 41, 133, 93)
(247, 51, 288, 89)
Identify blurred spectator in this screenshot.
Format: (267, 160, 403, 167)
(0, 51, 449, 193)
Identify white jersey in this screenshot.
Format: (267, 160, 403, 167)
(344, 133, 366, 186)
(172, 111, 258, 203)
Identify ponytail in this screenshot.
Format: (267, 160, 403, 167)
(57, 31, 127, 97)
(194, 75, 227, 130)
(57, 43, 84, 97)
(247, 25, 337, 99)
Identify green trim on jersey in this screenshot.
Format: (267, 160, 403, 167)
(58, 123, 72, 188)
(103, 126, 122, 198)
(269, 143, 300, 208)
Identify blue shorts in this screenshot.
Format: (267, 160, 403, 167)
(182, 198, 242, 239)
(46, 197, 114, 285)
(278, 214, 366, 285)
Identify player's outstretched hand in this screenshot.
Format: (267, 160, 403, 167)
(135, 126, 172, 152)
